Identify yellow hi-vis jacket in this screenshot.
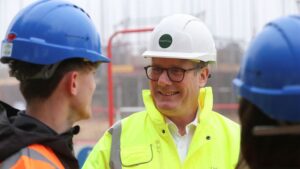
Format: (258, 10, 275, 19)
(83, 87, 240, 169)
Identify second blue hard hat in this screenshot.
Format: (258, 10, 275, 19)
(233, 15, 300, 122)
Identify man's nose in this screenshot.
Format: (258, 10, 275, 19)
(157, 70, 172, 86)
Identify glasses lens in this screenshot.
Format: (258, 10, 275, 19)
(168, 67, 184, 82)
(146, 66, 161, 81)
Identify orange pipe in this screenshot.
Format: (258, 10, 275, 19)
(106, 28, 154, 126)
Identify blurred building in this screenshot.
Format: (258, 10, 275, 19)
(0, 0, 299, 147)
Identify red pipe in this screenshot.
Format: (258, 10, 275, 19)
(106, 28, 154, 126)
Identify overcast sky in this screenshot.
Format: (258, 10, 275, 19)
(0, 0, 299, 57)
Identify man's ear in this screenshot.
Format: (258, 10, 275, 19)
(199, 67, 209, 87)
(65, 71, 79, 96)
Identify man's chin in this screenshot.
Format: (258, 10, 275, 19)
(77, 110, 91, 121)
(156, 104, 177, 113)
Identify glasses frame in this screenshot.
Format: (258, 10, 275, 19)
(144, 65, 201, 82)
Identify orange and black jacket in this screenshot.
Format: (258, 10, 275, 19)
(0, 101, 80, 169)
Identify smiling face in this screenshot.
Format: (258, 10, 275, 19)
(149, 58, 209, 119)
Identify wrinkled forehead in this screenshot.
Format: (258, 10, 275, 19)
(150, 57, 201, 67)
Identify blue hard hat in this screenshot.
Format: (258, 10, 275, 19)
(233, 15, 300, 122)
(1, 0, 110, 64)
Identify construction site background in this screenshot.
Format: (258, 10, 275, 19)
(0, 0, 299, 163)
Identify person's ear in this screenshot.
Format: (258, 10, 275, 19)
(65, 71, 79, 96)
(199, 67, 209, 87)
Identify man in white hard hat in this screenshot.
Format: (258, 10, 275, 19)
(84, 14, 240, 169)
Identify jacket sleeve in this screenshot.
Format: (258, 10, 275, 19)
(82, 131, 112, 169)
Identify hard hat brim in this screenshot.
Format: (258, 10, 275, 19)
(233, 78, 300, 122)
(142, 51, 216, 62)
(1, 39, 110, 64)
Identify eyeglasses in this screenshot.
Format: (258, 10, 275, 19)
(144, 65, 200, 82)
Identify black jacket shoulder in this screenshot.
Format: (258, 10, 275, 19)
(0, 101, 79, 169)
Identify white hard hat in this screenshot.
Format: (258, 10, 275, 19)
(143, 14, 216, 62)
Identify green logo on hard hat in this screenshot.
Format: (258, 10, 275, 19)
(159, 34, 172, 48)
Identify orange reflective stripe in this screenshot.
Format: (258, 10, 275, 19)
(28, 144, 64, 169)
(1, 144, 64, 169)
(10, 156, 57, 169)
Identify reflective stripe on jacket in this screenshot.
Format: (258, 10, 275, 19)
(83, 87, 240, 169)
(1, 144, 64, 169)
